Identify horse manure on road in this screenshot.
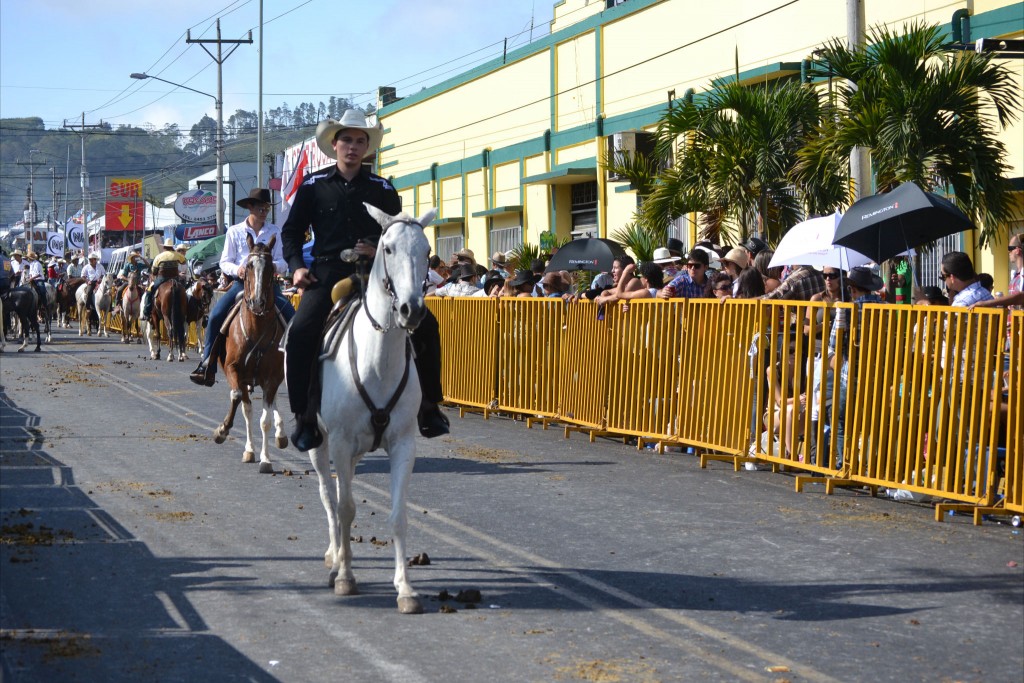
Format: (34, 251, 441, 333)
(408, 552, 430, 566)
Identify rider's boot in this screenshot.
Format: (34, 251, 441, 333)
(417, 400, 450, 438)
(189, 333, 223, 387)
(290, 414, 323, 452)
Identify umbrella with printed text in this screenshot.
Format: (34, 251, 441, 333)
(769, 213, 873, 270)
(544, 238, 626, 273)
(832, 182, 973, 263)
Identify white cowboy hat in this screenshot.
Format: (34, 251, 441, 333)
(162, 238, 175, 248)
(652, 247, 679, 264)
(175, 243, 188, 252)
(315, 109, 384, 160)
(87, 251, 100, 260)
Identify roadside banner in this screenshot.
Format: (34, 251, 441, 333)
(46, 231, 65, 257)
(65, 220, 85, 251)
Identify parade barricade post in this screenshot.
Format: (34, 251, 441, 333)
(557, 300, 614, 438)
(496, 298, 564, 425)
(427, 296, 499, 416)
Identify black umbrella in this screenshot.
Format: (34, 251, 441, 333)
(544, 238, 626, 273)
(833, 182, 973, 263)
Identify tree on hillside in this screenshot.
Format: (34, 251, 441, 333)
(795, 22, 1022, 246)
(185, 115, 218, 156)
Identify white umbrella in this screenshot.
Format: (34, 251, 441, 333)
(768, 212, 874, 270)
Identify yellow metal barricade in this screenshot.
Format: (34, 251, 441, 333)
(496, 297, 564, 422)
(1003, 312, 1024, 516)
(750, 301, 854, 481)
(427, 296, 498, 413)
(603, 299, 686, 446)
(842, 304, 1005, 512)
(684, 299, 768, 466)
(557, 300, 612, 436)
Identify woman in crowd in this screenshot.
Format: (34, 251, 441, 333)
(710, 272, 734, 300)
(734, 267, 766, 299)
(753, 250, 782, 293)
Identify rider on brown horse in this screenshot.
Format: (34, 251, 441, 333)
(81, 252, 107, 314)
(142, 240, 186, 319)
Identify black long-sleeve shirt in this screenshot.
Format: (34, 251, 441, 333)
(281, 165, 402, 273)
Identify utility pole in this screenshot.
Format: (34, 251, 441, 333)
(187, 19, 252, 233)
(63, 114, 105, 255)
(16, 151, 43, 253)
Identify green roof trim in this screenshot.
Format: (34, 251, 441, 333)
(614, 183, 637, 193)
(522, 165, 596, 186)
(471, 205, 524, 218)
(434, 217, 465, 225)
(969, 4, 1024, 40)
(711, 62, 802, 87)
(379, 143, 395, 152)
(379, 160, 399, 170)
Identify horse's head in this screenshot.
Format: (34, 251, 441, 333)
(243, 234, 276, 316)
(364, 203, 435, 331)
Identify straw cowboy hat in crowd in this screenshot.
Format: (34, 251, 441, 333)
(315, 109, 384, 160)
(26, 251, 38, 260)
(11, 249, 24, 258)
(652, 247, 679, 265)
(175, 243, 189, 253)
(237, 188, 272, 210)
(490, 251, 509, 268)
(721, 247, 749, 270)
(162, 238, 175, 248)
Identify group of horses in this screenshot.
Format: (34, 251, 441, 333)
(1, 270, 213, 357)
(3, 206, 438, 614)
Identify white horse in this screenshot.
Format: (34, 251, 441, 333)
(120, 272, 143, 344)
(306, 204, 435, 615)
(75, 279, 106, 337)
(92, 275, 113, 338)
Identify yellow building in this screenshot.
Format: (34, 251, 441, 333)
(377, 0, 1023, 287)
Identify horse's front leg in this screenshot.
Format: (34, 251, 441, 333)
(145, 320, 161, 360)
(332, 445, 359, 597)
(214, 387, 242, 445)
(43, 310, 51, 343)
(308, 434, 341, 582)
(388, 437, 422, 614)
(238, 388, 257, 464)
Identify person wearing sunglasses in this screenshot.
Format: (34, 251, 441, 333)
(940, 251, 992, 308)
(969, 232, 1024, 312)
(658, 249, 710, 299)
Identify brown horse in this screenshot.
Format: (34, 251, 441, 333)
(120, 272, 144, 344)
(212, 236, 287, 472)
(55, 277, 86, 328)
(186, 279, 213, 355)
(145, 276, 188, 361)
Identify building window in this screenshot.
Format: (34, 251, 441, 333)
(489, 225, 522, 257)
(435, 235, 464, 262)
(571, 181, 598, 239)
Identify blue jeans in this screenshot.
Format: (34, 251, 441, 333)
(201, 280, 295, 360)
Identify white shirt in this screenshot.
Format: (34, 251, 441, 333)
(425, 269, 445, 295)
(24, 260, 45, 282)
(11, 259, 24, 275)
(220, 218, 288, 279)
(81, 262, 107, 283)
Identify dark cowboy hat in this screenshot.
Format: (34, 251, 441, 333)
(743, 236, 769, 256)
(846, 266, 885, 292)
(666, 238, 685, 257)
(508, 269, 540, 289)
(446, 263, 477, 284)
(482, 269, 505, 292)
(236, 188, 272, 210)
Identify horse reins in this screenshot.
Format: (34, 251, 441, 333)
(347, 215, 424, 449)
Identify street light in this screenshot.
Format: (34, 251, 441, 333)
(130, 72, 224, 235)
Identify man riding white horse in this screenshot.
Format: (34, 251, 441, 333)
(189, 188, 296, 386)
(281, 109, 449, 451)
(80, 251, 107, 315)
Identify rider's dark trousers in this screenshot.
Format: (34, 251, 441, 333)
(285, 259, 444, 419)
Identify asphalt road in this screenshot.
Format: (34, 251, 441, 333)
(1, 327, 1022, 683)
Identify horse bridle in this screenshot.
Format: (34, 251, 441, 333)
(243, 250, 274, 316)
(345, 215, 426, 449)
(360, 216, 427, 334)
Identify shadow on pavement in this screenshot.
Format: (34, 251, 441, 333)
(0, 388, 280, 683)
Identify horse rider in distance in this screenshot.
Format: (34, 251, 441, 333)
(189, 187, 296, 387)
(281, 109, 449, 452)
(142, 239, 186, 319)
(22, 250, 49, 306)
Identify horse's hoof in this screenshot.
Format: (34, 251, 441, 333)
(258, 461, 274, 474)
(328, 570, 338, 588)
(276, 436, 288, 449)
(242, 450, 255, 463)
(397, 597, 423, 614)
(334, 579, 359, 596)
(213, 431, 226, 444)
(17, 348, 24, 353)
(34, 347, 42, 353)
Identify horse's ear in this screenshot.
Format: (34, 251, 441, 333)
(267, 234, 276, 250)
(416, 208, 438, 229)
(364, 203, 391, 229)
(245, 233, 255, 250)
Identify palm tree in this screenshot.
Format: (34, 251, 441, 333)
(795, 21, 1021, 246)
(606, 77, 837, 247)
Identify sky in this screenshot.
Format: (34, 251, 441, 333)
(0, 0, 550, 131)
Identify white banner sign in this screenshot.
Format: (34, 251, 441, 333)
(280, 136, 334, 211)
(65, 221, 85, 251)
(46, 231, 65, 257)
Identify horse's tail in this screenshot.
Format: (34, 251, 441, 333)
(171, 280, 186, 348)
